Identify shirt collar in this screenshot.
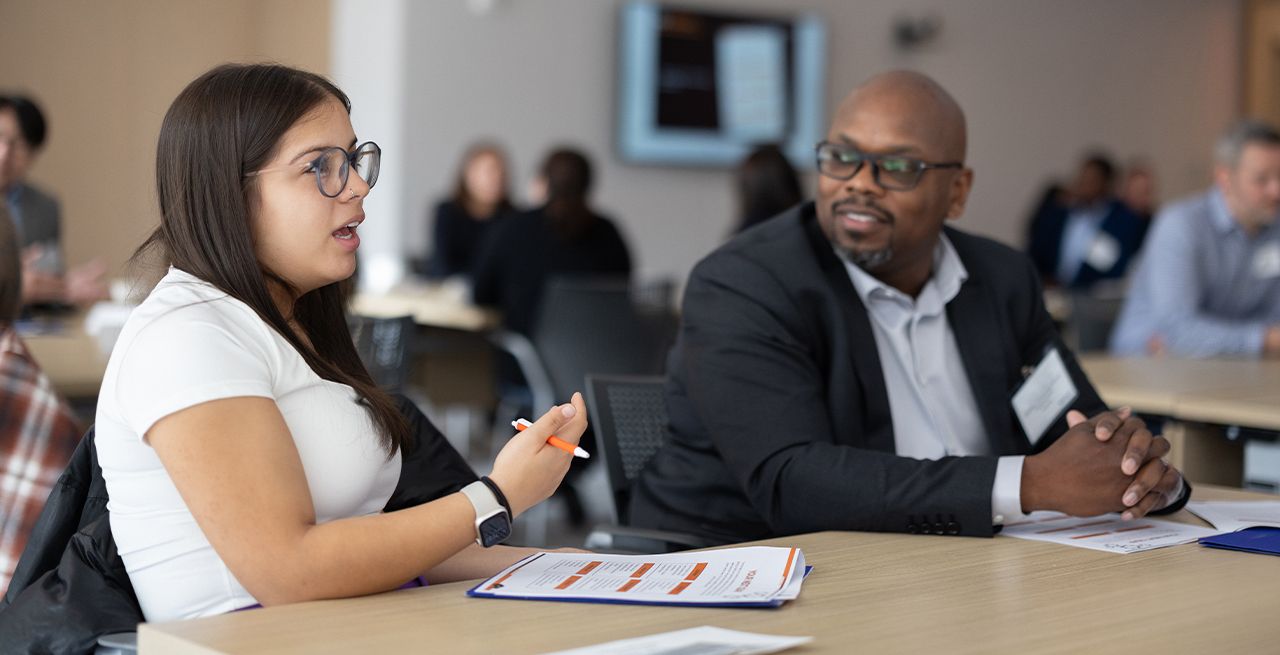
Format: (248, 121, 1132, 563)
(841, 233, 969, 311)
(1068, 199, 1109, 222)
(1208, 188, 1241, 235)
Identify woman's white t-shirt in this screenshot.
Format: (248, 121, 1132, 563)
(95, 268, 401, 622)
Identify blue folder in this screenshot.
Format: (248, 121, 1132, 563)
(1199, 527, 1280, 556)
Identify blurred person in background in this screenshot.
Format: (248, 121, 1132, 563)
(472, 147, 632, 526)
(1119, 160, 1158, 244)
(1027, 152, 1147, 290)
(0, 95, 108, 309)
(0, 203, 82, 591)
(733, 143, 803, 234)
(423, 142, 517, 279)
(472, 147, 632, 336)
(1111, 120, 1280, 357)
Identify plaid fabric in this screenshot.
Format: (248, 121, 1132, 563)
(0, 328, 82, 591)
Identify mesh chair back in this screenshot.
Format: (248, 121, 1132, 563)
(348, 315, 417, 392)
(531, 277, 676, 403)
(584, 375, 668, 525)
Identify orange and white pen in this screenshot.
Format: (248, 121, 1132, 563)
(511, 418, 590, 459)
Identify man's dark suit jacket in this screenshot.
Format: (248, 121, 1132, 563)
(1026, 198, 1145, 290)
(630, 202, 1110, 545)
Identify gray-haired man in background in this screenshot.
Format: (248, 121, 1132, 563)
(1111, 120, 1280, 357)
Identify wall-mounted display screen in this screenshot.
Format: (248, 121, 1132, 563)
(617, 2, 826, 168)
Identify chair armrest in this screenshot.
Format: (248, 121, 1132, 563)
(487, 329, 556, 413)
(584, 524, 715, 553)
(95, 631, 137, 654)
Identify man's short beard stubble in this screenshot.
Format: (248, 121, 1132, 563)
(838, 244, 894, 271)
(831, 199, 894, 271)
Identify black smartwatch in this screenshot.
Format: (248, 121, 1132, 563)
(460, 478, 512, 547)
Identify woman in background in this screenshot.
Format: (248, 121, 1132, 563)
(472, 147, 632, 336)
(732, 143, 803, 234)
(93, 64, 586, 622)
(425, 142, 516, 278)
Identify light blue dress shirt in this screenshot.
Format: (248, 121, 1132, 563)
(1110, 189, 1280, 357)
(842, 235, 1027, 525)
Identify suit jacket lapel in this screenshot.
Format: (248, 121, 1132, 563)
(947, 276, 1022, 455)
(804, 216, 895, 453)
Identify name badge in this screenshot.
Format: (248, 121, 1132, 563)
(1252, 244, 1280, 279)
(1084, 233, 1121, 272)
(1011, 347, 1079, 446)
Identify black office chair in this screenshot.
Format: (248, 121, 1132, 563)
(485, 275, 677, 459)
(486, 278, 677, 545)
(1065, 291, 1125, 353)
(348, 314, 418, 392)
(582, 374, 711, 553)
(531, 277, 676, 403)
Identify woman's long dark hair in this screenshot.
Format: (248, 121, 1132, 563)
(135, 63, 409, 455)
(540, 148, 595, 240)
(735, 143, 802, 233)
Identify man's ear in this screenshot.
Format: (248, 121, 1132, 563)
(945, 168, 974, 221)
(1212, 164, 1232, 195)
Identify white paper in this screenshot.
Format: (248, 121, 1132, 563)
(1186, 500, 1280, 533)
(542, 626, 813, 655)
(1001, 511, 1218, 553)
(715, 25, 788, 141)
(1011, 348, 1078, 445)
(470, 547, 806, 606)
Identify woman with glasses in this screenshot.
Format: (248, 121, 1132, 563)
(92, 64, 586, 622)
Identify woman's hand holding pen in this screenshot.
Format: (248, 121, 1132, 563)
(487, 392, 588, 517)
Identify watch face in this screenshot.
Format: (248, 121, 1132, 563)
(478, 513, 512, 547)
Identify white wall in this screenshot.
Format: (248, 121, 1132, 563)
(332, 0, 410, 292)
(343, 0, 1242, 288)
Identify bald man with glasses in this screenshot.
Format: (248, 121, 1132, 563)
(631, 71, 1189, 545)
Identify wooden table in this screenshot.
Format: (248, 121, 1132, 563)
(1174, 386, 1280, 432)
(350, 282, 497, 332)
(139, 486, 1280, 654)
(1078, 356, 1280, 417)
(23, 325, 108, 400)
(351, 282, 501, 449)
(1079, 355, 1280, 486)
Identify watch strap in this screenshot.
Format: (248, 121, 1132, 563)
(460, 481, 505, 523)
(479, 476, 513, 518)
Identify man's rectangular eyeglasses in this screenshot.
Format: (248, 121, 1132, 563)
(246, 141, 381, 198)
(815, 141, 962, 191)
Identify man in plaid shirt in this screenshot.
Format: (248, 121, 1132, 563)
(0, 202, 81, 591)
